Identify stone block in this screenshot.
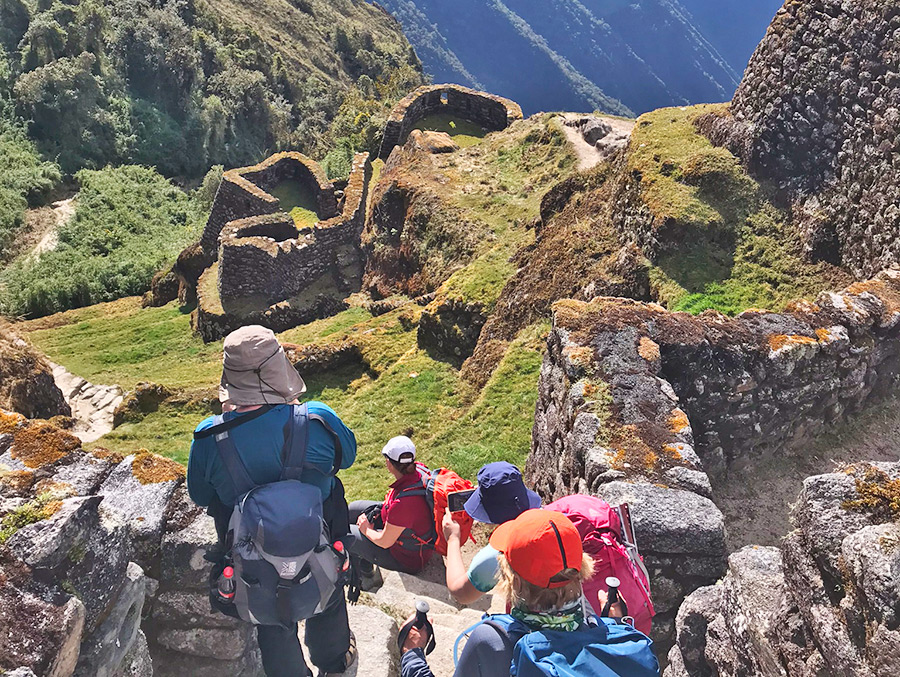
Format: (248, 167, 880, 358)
(7, 495, 131, 633)
(160, 509, 218, 591)
(75, 562, 147, 677)
(97, 453, 184, 565)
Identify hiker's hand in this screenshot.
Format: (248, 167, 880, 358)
(357, 513, 371, 532)
(442, 508, 461, 542)
(597, 589, 625, 618)
(400, 615, 430, 653)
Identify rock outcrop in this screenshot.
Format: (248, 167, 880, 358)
(667, 462, 900, 677)
(0, 410, 260, 676)
(0, 329, 70, 421)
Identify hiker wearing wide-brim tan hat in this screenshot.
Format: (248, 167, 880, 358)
(187, 325, 359, 677)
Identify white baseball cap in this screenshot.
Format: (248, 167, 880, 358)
(382, 436, 416, 464)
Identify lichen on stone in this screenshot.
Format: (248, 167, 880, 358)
(10, 421, 81, 469)
(131, 451, 186, 485)
(842, 466, 900, 522)
(0, 493, 63, 545)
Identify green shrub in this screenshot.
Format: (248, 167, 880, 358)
(0, 165, 199, 317)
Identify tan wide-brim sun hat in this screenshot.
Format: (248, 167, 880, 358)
(218, 325, 306, 406)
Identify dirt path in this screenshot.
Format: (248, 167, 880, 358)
(11, 197, 76, 262)
(713, 396, 900, 550)
(557, 113, 634, 171)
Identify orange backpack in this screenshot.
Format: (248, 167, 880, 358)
(397, 467, 476, 556)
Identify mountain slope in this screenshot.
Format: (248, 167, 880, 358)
(377, 0, 778, 115)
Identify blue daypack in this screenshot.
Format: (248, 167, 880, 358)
(205, 403, 348, 626)
(456, 613, 660, 677)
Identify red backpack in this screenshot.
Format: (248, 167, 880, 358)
(397, 467, 476, 556)
(546, 495, 655, 635)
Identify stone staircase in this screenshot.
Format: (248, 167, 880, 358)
(309, 559, 505, 677)
(49, 361, 123, 443)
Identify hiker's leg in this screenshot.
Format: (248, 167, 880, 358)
(257, 623, 311, 677)
(348, 499, 380, 523)
(454, 622, 513, 677)
(346, 525, 412, 573)
(305, 585, 352, 673)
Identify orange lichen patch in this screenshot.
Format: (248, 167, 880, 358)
(847, 280, 900, 316)
(10, 422, 81, 469)
(564, 345, 596, 369)
(669, 409, 690, 434)
(0, 410, 25, 435)
(663, 444, 684, 461)
(784, 299, 821, 314)
(0, 470, 35, 495)
(768, 334, 817, 352)
(638, 337, 660, 363)
(131, 451, 186, 485)
(42, 500, 63, 520)
(842, 465, 900, 521)
(815, 328, 832, 342)
(31, 479, 76, 500)
(89, 447, 125, 465)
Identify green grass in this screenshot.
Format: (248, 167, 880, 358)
(413, 113, 487, 148)
(268, 180, 321, 227)
(631, 105, 851, 315)
(94, 400, 212, 464)
(429, 322, 548, 479)
(19, 298, 222, 390)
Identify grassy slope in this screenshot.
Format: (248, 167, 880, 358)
(18, 118, 570, 498)
(630, 105, 850, 315)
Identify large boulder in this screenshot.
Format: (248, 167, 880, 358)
(0, 330, 70, 420)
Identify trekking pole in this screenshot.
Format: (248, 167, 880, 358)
(602, 576, 629, 618)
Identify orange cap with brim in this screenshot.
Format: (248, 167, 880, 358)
(489, 509, 583, 589)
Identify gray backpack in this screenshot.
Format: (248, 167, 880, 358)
(211, 403, 347, 625)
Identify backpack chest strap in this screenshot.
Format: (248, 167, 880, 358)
(281, 404, 344, 481)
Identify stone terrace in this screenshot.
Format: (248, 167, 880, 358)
(190, 153, 372, 341)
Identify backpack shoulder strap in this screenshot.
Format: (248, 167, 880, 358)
(281, 403, 310, 480)
(210, 415, 257, 497)
(281, 404, 344, 480)
(308, 410, 342, 476)
(193, 404, 274, 439)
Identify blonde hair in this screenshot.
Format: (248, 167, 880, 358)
(496, 552, 594, 612)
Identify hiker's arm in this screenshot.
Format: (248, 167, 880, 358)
(310, 402, 357, 469)
(443, 509, 483, 605)
(186, 439, 215, 507)
(359, 517, 405, 549)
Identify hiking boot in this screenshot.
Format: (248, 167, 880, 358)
(360, 566, 383, 592)
(317, 632, 357, 677)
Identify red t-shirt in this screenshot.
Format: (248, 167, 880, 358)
(381, 464, 434, 572)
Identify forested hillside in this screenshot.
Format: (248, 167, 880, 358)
(377, 0, 782, 115)
(0, 0, 422, 177)
(0, 0, 424, 317)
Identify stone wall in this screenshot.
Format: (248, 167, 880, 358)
(378, 84, 522, 159)
(0, 410, 260, 676)
(709, 0, 900, 277)
(527, 267, 900, 654)
(188, 153, 371, 340)
(667, 461, 900, 677)
(198, 152, 338, 257)
(528, 298, 727, 654)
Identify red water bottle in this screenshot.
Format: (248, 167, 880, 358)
(217, 566, 236, 603)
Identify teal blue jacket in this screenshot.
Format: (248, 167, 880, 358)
(187, 402, 357, 506)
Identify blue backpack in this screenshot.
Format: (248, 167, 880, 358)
(200, 403, 348, 626)
(455, 614, 660, 677)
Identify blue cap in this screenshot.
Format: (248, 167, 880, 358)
(464, 462, 542, 525)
